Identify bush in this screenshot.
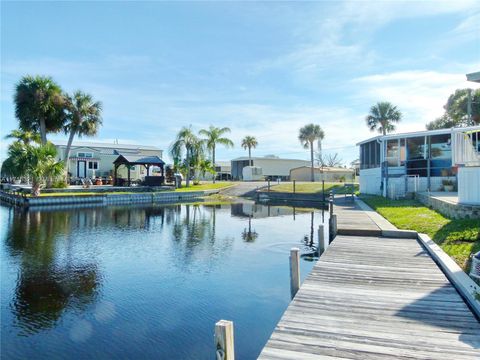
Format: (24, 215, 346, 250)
(51, 179, 68, 188)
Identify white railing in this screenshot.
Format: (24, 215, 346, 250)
(452, 131, 480, 166)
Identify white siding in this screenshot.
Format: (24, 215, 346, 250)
(359, 168, 382, 195)
(458, 166, 480, 205)
(254, 159, 310, 177)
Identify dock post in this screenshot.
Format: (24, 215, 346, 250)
(290, 248, 300, 298)
(317, 224, 325, 256)
(329, 214, 337, 242)
(215, 320, 235, 360)
(268, 179, 270, 192)
(293, 180, 296, 194)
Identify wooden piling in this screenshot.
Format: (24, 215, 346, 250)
(317, 224, 325, 256)
(215, 320, 235, 360)
(329, 214, 337, 242)
(293, 180, 296, 193)
(290, 248, 300, 298)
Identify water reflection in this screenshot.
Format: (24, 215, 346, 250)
(4, 208, 100, 334)
(1, 202, 326, 359)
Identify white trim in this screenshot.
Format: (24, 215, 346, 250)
(357, 125, 480, 146)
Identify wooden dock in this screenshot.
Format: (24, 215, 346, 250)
(258, 235, 480, 359)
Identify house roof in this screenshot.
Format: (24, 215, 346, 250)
(113, 154, 165, 166)
(466, 71, 480, 83)
(290, 166, 353, 173)
(231, 156, 308, 162)
(215, 161, 231, 167)
(356, 125, 480, 146)
(53, 140, 161, 151)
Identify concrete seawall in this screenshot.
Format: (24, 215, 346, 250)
(0, 189, 220, 207)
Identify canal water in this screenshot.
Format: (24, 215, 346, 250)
(1, 202, 328, 359)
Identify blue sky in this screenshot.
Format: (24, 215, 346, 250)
(1, 1, 479, 165)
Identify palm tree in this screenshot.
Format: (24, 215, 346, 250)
(299, 124, 325, 182)
(5, 140, 64, 196)
(199, 126, 234, 183)
(5, 129, 41, 145)
(64, 91, 103, 176)
(170, 126, 201, 187)
(14, 75, 66, 144)
(365, 102, 402, 135)
(241, 136, 258, 166)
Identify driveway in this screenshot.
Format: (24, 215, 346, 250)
(220, 181, 269, 197)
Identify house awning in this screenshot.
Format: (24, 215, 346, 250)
(466, 71, 480, 83)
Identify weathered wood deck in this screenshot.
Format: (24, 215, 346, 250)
(333, 196, 384, 237)
(258, 235, 480, 359)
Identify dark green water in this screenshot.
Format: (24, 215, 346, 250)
(1, 202, 327, 359)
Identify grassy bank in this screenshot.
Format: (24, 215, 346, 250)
(270, 182, 358, 194)
(361, 195, 480, 270)
(174, 182, 235, 192)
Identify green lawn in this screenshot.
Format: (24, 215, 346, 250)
(174, 182, 235, 192)
(270, 182, 358, 195)
(361, 195, 480, 270)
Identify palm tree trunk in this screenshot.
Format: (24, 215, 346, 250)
(310, 141, 314, 182)
(212, 145, 216, 184)
(39, 117, 47, 144)
(64, 129, 76, 181)
(186, 148, 191, 187)
(248, 147, 252, 166)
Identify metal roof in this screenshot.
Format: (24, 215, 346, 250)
(53, 140, 161, 151)
(231, 156, 308, 162)
(466, 71, 480, 83)
(114, 154, 165, 166)
(356, 125, 480, 146)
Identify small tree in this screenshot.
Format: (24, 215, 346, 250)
(241, 136, 258, 166)
(299, 124, 325, 182)
(14, 75, 66, 144)
(365, 102, 402, 135)
(5, 138, 64, 196)
(426, 89, 480, 129)
(199, 126, 233, 183)
(63, 91, 103, 179)
(170, 126, 202, 187)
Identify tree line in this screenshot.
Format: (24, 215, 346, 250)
(2, 75, 103, 194)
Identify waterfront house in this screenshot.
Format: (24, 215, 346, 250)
(357, 126, 480, 205)
(289, 166, 355, 182)
(53, 140, 164, 182)
(231, 156, 310, 181)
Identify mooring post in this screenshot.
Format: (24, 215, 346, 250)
(329, 191, 334, 216)
(329, 214, 337, 242)
(215, 320, 235, 360)
(317, 224, 325, 256)
(268, 179, 270, 192)
(290, 248, 300, 298)
(293, 180, 296, 194)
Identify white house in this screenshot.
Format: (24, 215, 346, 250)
(53, 140, 164, 182)
(357, 126, 480, 203)
(290, 166, 355, 182)
(231, 156, 310, 180)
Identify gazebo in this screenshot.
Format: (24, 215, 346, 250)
(113, 154, 165, 186)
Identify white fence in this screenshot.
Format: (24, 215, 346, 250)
(452, 131, 480, 166)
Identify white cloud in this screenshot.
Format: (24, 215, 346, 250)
(352, 69, 480, 133)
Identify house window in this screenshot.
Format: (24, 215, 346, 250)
(78, 152, 93, 158)
(88, 161, 98, 170)
(386, 139, 399, 167)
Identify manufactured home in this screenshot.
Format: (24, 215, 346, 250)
(54, 141, 164, 182)
(357, 126, 480, 204)
(231, 156, 310, 181)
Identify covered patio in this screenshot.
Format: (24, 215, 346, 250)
(113, 154, 165, 186)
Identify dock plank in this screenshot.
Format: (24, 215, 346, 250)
(258, 235, 480, 359)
